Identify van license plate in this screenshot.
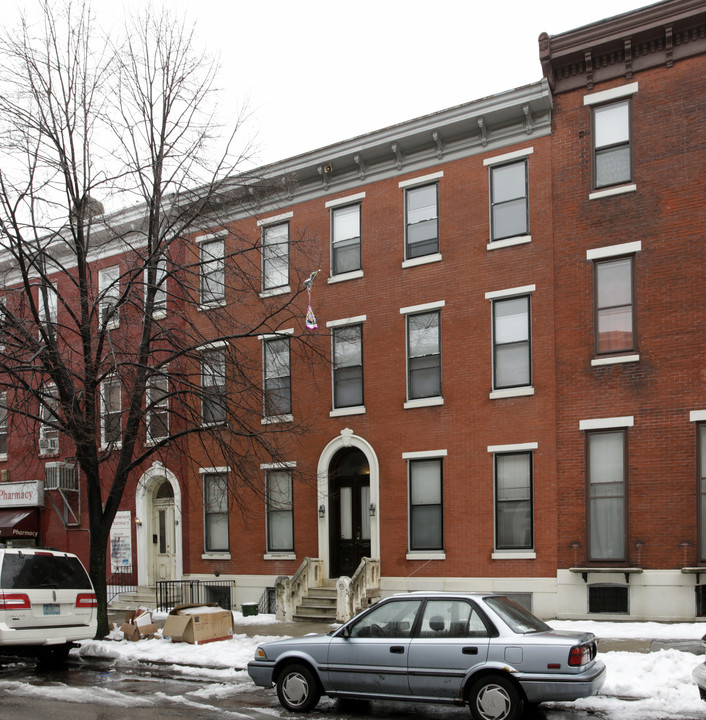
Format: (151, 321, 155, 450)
(43, 604, 60, 615)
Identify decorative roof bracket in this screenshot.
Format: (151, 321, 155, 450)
(585, 50, 594, 90)
(477, 117, 488, 147)
(432, 131, 443, 159)
(391, 143, 403, 170)
(354, 154, 366, 181)
(624, 38, 633, 79)
(317, 165, 330, 190)
(665, 25, 673, 67)
(523, 105, 533, 135)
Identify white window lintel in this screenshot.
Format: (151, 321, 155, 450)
(402, 449, 448, 459)
(485, 284, 536, 301)
(325, 192, 366, 209)
(487, 442, 538, 453)
(399, 171, 444, 189)
(258, 328, 294, 340)
(400, 300, 445, 315)
(257, 211, 293, 227)
(326, 315, 367, 328)
(587, 241, 641, 261)
(260, 461, 297, 470)
(579, 416, 634, 431)
(483, 146, 534, 166)
(584, 82, 639, 106)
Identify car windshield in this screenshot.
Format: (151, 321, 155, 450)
(484, 596, 550, 634)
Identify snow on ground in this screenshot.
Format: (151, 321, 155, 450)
(6, 612, 706, 718)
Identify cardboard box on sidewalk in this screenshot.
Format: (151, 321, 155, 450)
(120, 608, 158, 641)
(162, 603, 234, 644)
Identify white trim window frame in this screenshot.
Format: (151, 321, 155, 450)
(144, 256, 167, 319)
(404, 182, 439, 260)
(407, 456, 444, 552)
(262, 335, 292, 419)
(201, 345, 227, 426)
(101, 375, 122, 449)
(332, 323, 364, 410)
(39, 384, 59, 456)
(261, 220, 290, 293)
(98, 265, 120, 329)
(198, 235, 225, 307)
(146, 371, 169, 444)
(0, 392, 6, 459)
(402, 302, 444, 404)
(494, 450, 534, 551)
(492, 294, 531, 390)
(38, 283, 58, 332)
(265, 468, 294, 553)
(330, 202, 362, 277)
(203, 470, 229, 553)
(585, 83, 638, 194)
(489, 158, 529, 242)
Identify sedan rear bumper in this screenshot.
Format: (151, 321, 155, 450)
(517, 660, 607, 703)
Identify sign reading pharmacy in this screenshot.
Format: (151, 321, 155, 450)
(0, 481, 45, 508)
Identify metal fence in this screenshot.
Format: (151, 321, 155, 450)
(156, 579, 236, 612)
(107, 564, 137, 603)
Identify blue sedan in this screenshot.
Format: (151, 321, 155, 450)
(247, 591, 606, 720)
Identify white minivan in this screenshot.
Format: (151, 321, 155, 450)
(0, 547, 97, 661)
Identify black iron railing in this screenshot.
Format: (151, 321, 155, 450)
(107, 564, 137, 603)
(156, 579, 235, 612)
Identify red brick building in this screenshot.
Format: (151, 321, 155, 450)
(1, 0, 704, 621)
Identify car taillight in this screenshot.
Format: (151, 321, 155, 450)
(0, 592, 31, 610)
(75, 593, 97, 608)
(568, 642, 595, 667)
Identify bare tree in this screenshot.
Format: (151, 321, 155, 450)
(0, 0, 319, 637)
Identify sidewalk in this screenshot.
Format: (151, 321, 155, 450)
(108, 609, 705, 655)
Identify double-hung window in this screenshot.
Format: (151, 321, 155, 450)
(99, 266, 120, 329)
(38, 284, 57, 333)
(490, 159, 528, 241)
(408, 457, 443, 551)
(201, 346, 226, 425)
(495, 451, 533, 550)
(404, 307, 442, 401)
(203, 471, 229, 553)
(592, 100, 631, 189)
(261, 221, 289, 291)
(199, 236, 225, 305)
(146, 256, 167, 317)
(405, 183, 438, 259)
(101, 376, 122, 448)
(263, 336, 291, 418)
(331, 204, 361, 276)
(700, 424, 706, 562)
(39, 385, 59, 455)
(146, 372, 169, 443)
(266, 469, 294, 552)
(493, 295, 531, 389)
(0, 392, 6, 458)
(585, 426, 628, 561)
(594, 256, 635, 355)
(332, 324, 363, 409)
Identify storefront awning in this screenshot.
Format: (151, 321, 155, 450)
(0, 509, 39, 539)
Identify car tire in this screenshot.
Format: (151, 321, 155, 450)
(276, 663, 321, 712)
(467, 674, 523, 720)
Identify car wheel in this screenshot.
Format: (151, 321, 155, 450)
(467, 674, 523, 720)
(276, 663, 321, 712)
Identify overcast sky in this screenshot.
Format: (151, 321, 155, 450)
(13, 0, 651, 168)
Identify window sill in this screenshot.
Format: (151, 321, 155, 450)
(489, 386, 534, 400)
(264, 553, 296, 561)
(328, 270, 363, 284)
(261, 414, 294, 425)
(402, 253, 442, 269)
(404, 397, 444, 409)
(198, 300, 227, 311)
(100, 442, 123, 452)
(487, 235, 532, 251)
(492, 551, 536, 560)
(201, 421, 227, 429)
(260, 285, 291, 298)
(152, 310, 167, 320)
(591, 354, 639, 366)
(330, 405, 366, 417)
(589, 184, 637, 201)
(202, 552, 231, 560)
(406, 551, 446, 561)
(0, 454, 7, 463)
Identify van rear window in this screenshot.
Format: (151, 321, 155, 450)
(1, 554, 92, 590)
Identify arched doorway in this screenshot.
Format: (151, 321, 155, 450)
(329, 448, 371, 577)
(151, 480, 176, 583)
(135, 462, 183, 587)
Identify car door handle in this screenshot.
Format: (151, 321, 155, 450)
(390, 646, 405, 654)
(462, 647, 479, 655)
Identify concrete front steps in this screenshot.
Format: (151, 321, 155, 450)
(293, 580, 337, 622)
(108, 586, 157, 611)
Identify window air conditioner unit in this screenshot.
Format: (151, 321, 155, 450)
(45, 462, 78, 491)
(39, 437, 59, 453)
